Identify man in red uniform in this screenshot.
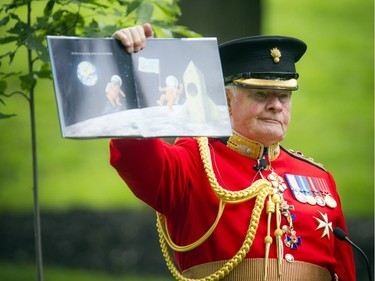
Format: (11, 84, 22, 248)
(110, 24, 356, 280)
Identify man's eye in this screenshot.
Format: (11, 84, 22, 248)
(279, 94, 288, 99)
(253, 91, 268, 99)
(278, 93, 291, 101)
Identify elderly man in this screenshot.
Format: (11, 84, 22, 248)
(110, 23, 355, 281)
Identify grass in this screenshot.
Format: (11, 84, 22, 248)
(0, 262, 172, 281)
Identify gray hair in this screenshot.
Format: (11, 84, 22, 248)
(225, 83, 239, 95)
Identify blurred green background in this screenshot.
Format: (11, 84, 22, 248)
(0, 0, 373, 280)
(263, 0, 374, 219)
(1, 0, 373, 217)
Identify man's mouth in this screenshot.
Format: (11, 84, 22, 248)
(258, 117, 281, 125)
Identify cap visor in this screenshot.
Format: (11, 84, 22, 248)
(233, 78, 298, 91)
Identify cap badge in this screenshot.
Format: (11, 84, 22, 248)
(270, 47, 282, 63)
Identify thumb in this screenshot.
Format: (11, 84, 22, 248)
(143, 23, 154, 38)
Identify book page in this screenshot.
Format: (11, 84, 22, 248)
(47, 36, 231, 138)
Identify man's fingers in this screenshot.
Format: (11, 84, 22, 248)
(112, 24, 152, 53)
(112, 29, 133, 52)
(143, 23, 154, 38)
(128, 25, 146, 52)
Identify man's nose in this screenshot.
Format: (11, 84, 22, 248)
(266, 95, 283, 111)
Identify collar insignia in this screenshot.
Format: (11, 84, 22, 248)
(226, 131, 280, 161)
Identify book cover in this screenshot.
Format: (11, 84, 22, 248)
(47, 36, 231, 138)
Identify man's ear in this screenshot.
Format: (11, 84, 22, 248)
(225, 88, 232, 115)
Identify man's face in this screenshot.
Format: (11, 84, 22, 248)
(226, 86, 292, 146)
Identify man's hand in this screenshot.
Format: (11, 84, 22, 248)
(112, 23, 154, 53)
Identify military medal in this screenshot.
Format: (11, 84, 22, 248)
(268, 172, 288, 192)
(296, 176, 316, 205)
(284, 230, 302, 249)
(314, 211, 333, 239)
(323, 194, 337, 208)
(282, 216, 302, 250)
(316, 178, 337, 208)
(306, 177, 326, 207)
(285, 174, 307, 203)
(266, 172, 302, 252)
(280, 200, 295, 216)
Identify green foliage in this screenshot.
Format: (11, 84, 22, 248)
(0, 0, 200, 118)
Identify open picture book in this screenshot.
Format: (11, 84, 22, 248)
(47, 36, 232, 139)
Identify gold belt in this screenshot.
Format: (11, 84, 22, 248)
(183, 259, 333, 281)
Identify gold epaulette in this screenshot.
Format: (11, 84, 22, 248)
(282, 147, 326, 171)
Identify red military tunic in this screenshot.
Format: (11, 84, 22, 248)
(110, 137, 356, 280)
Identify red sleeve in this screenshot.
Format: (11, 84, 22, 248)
(328, 173, 356, 281)
(109, 138, 198, 215)
(333, 231, 357, 281)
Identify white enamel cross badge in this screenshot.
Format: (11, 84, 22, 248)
(314, 211, 333, 239)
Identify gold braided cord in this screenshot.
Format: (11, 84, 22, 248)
(273, 195, 283, 277)
(156, 199, 226, 252)
(264, 196, 275, 280)
(195, 137, 271, 203)
(157, 184, 273, 281)
(156, 137, 274, 281)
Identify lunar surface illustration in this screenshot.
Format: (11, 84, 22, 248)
(64, 105, 231, 138)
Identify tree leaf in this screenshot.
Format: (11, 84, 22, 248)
(127, 0, 143, 15)
(80, 0, 110, 9)
(4, 0, 29, 12)
(0, 80, 7, 93)
(154, 1, 181, 18)
(43, 0, 55, 16)
(19, 73, 37, 92)
(0, 112, 17, 119)
(28, 36, 47, 54)
(0, 80, 7, 90)
(0, 36, 19, 44)
(0, 15, 10, 26)
(136, 1, 153, 23)
(34, 64, 52, 79)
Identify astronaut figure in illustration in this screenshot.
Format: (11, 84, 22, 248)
(157, 75, 184, 111)
(105, 75, 126, 107)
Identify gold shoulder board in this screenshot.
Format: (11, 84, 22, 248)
(283, 147, 326, 171)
